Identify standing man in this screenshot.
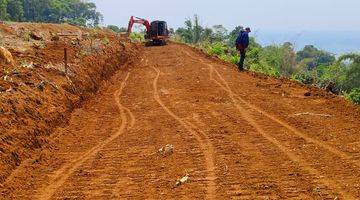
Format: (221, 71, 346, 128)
(235, 27, 251, 71)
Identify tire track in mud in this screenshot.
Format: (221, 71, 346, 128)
(184, 49, 360, 167)
(182, 49, 356, 199)
(214, 68, 360, 168)
(37, 72, 132, 200)
(152, 65, 217, 199)
(210, 67, 355, 199)
(124, 107, 136, 129)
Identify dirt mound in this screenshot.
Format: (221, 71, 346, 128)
(0, 23, 141, 183)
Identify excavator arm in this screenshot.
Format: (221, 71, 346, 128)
(127, 16, 151, 36)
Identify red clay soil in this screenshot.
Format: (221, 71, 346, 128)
(0, 23, 140, 185)
(1, 32, 360, 199)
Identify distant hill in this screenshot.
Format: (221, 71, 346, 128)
(256, 30, 360, 55)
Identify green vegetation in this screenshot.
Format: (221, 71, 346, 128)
(0, 0, 102, 27)
(345, 88, 360, 105)
(129, 32, 144, 42)
(174, 15, 360, 105)
(106, 25, 127, 33)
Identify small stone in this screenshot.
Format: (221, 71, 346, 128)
(158, 144, 174, 157)
(304, 91, 311, 96)
(36, 81, 46, 91)
(176, 174, 189, 186)
(22, 62, 34, 69)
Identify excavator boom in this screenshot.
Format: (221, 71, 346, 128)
(127, 16, 151, 35)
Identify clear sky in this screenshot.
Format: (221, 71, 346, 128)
(90, 0, 360, 54)
(90, 0, 360, 31)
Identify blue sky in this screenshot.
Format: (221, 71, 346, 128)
(90, 0, 360, 54)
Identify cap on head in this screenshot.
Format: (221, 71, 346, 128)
(245, 27, 251, 32)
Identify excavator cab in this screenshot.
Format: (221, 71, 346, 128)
(150, 21, 168, 37)
(149, 21, 169, 45)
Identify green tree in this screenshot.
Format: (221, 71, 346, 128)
(345, 88, 360, 104)
(338, 53, 360, 91)
(250, 42, 297, 77)
(192, 14, 202, 43)
(201, 27, 213, 42)
(175, 15, 205, 44)
(296, 45, 335, 69)
(1, 0, 102, 27)
(169, 28, 175, 35)
(47, 0, 70, 23)
(280, 42, 297, 77)
(0, 0, 9, 20)
(212, 24, 227, 43)
(7, 0, 24, 21)
(175, 27, 192, 43)
(107, 25, 121, 33)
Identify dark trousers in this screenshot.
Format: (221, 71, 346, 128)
(238, 49, 246, 70)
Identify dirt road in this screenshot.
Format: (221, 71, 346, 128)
(1, 43, 360, 199)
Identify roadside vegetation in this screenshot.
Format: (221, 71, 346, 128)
(173, 15, 360, 105)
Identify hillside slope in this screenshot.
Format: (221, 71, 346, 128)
(0, 23, 140, 184)
(1, 36, 360, 199)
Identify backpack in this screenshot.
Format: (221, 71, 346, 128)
(235, 31, 245, 50)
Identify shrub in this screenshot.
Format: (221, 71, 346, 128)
(345, 88, 360, 105)
(107, 25, 121, 33)
(129, 33, 144, 42)
(249, 63, 280, 77)
(207, 42, 225, 56)
(102, 37, 110, 45)
(292, 71, 314, 84)
(228, 55, 240, 65)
